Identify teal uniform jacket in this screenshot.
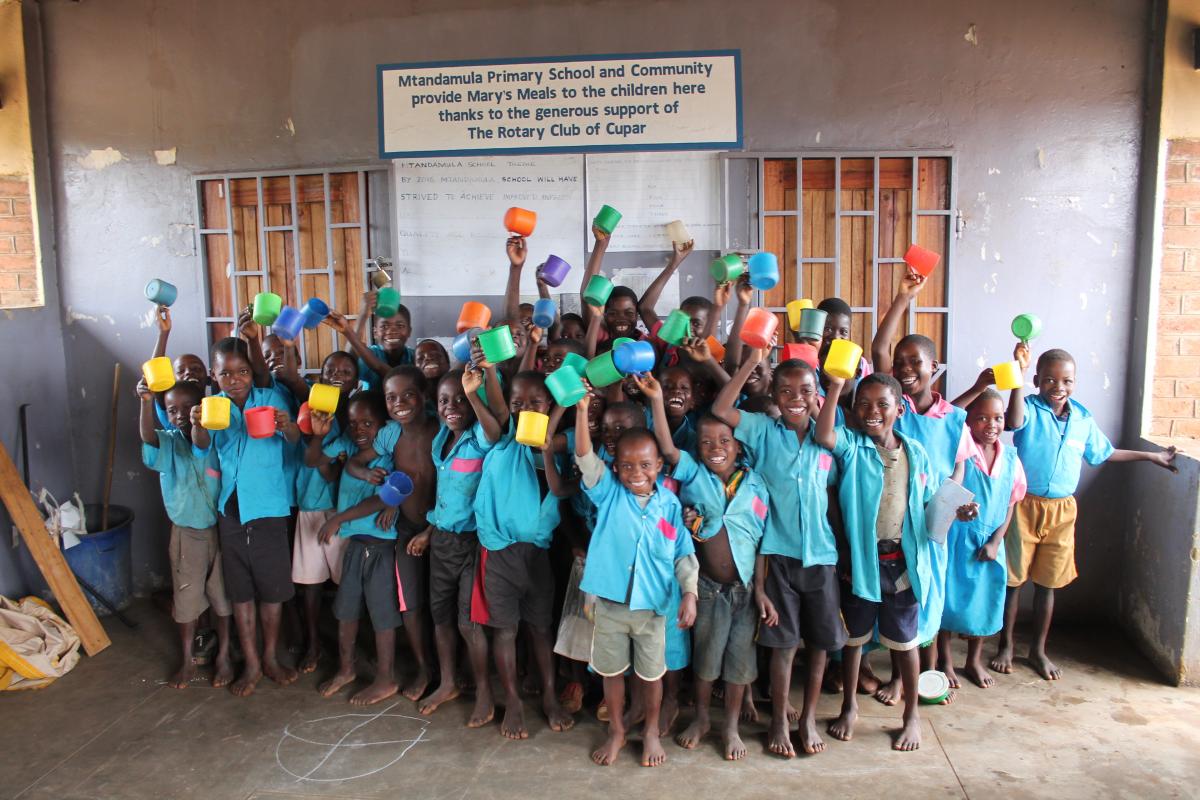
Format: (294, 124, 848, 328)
(358, 344, 414, 392)
(671, 451, 767, 586)
(474, 419, 562, 551)
(142, 429, 220, 530)
(326, 435, 395, 539)
(428, 422, 495, 533)
(294, 421, 341, 512)
(1012, 394, 1113, 498)
(207, 385, 294, 524)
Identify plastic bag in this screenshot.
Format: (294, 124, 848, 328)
(553, 556, 594, 663)
(35, 489, 87, 550)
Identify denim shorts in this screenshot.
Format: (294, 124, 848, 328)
(692, 574, 758, 685)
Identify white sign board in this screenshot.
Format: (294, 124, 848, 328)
(378, 51, 742, 158)
(585, 152, 722, 251)
(392, 156, 585, 297)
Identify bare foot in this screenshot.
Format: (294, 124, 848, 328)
(559, 681, 584, 714)
(299, 647, 320, 674)
(501, 702, 529, 740)
(675, 716, 710, 749)
(740, 692, 759, 723)
(168, 659, 196, 689)
(937, 690, 956, 706)
(858, 661, 881, 694)
(521, 670, 541, 696)
(873, 679, 901, 706)
(545, 696, 575, 732)
(622, 701, 644, 730)
(964, 662, 995, 688)
(798, 717, 826, 755)
(351, 678, 399, 706)
(231, 666, 263, 698)
(467, 694, 495, 728)
(893, 716, 921, 751)
(402, 671, 430, 702)
(990, 646, 1014, 674)
(418, 682, 461, 715)
(659, 695, 679, 737)
(785, 702, 800, 724)
(1030, 652, 1062, 681)
(767, 715, 795, 758)
(641, 733, 667, 767)
(942, 664, 961, 690)
(723, 729, 747, 760)
(592, 731, 625, 766)
(822, 665, 844, 694)
(318, 667, 356, 698)
(263, 659, 298, 687)
(827, 707, 857, 742)
(212, 654, 234, 689)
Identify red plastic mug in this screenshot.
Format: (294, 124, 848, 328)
(740, 307, 779, 349)
(244, 406, 277, 439)
(903, 245, 941, 277)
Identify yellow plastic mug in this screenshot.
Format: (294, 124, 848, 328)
(309, 383, 340, 414)
(515, 410, 550, 447)
(200, 396, 231, 431)
(824, 339, 863, 381)
(142, 357, 175, 393)
(992, 360, 1024, 391)
(786, 299, 814, 331)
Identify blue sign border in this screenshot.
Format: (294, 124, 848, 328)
(377, 50, 742, 159)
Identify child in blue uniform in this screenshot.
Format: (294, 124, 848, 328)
(573, 394, 698, 769)
(324, 302, 415, 392)
(641, 375, 767, 761)
(939, 387, 1027, 688)
(992, 346, 1176, 680)
(713, 349, 843, 758)
(139, 378, 232, 689)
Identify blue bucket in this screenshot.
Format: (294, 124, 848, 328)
(17, 504, 134, 616)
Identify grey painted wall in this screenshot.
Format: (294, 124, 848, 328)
(19, 0, 1151, 618)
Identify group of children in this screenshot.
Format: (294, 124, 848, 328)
(137, 224, 1177, 768)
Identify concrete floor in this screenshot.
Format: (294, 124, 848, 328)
(2, 602, 1198, 800)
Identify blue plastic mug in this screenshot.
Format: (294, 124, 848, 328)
(273, 305, 305, 341)
(300, 298, 329, 329)
(749, 252, 780, 291)
(144, 279, 178, 307)
(378, 471, 414, 507)
(452, 331, 473, 364)
(613, 340, 656, 374)
(532, 298, 557, 329)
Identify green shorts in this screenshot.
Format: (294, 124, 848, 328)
(590, 598, 667, 681)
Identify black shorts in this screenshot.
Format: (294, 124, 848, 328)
(842, 555, 920, 651)
(334, 536, 404, 630)
(756, 556, 846, 651)
(217, 512, 294, 604)
(429, 529, 478, 627)
(394, 515, 428, 612)
(480, 541, 554, 631)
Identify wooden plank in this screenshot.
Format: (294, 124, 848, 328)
(0, 442, 110, 656)
(802, 158, 911, 191)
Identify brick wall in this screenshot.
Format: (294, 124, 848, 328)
(0, 174, 41, 309)
(1154, 139, 1200, 438)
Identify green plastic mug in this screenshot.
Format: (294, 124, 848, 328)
(658, 309, 691, 345)
(585, 352, 623, 387)
(546, 367, 587, 407)
(710, 254, 745, 283)
(376, 286, 402, 318)
(252, 292, 282, 326)
(593, 205, 622, 234)
(560, 352, 588, 376)
(797, 308, 828, 342)
(1011, 313, 1042, 342)
(583, 274, 614, 307)
(478, 325, 517, 363)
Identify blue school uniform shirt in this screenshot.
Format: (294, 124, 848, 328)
(671, 451, 768, 585)
(733, 412, 837, 566)
(894, 394, 968, 487)
(473, 420, 562, 551)
(294, 421, 341, 512)
(580, 465, 692, 616)
(207, 386, 294, 524)
(358, 344, 415, 392)
(1011, 394, 1113, 498)
(326, 434, 395, 539)
(142, 429, 220, 530)
(830, 426, 935, 604)
(428, 422, 495, 533)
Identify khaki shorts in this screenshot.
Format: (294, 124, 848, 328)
(291, 509, 345, 585)
(169, 525, 231, 623)
(590, 598, 666, 681)
(1006, 494, 1078, 589)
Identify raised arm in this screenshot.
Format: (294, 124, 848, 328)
(518, 323, 542, 373)
(678, 337, 731, 388)
(273, 335, 310, 402)
(814, 374, 845, 450)
(712, 345, 764, 429)
(189, 405, 210, 451)
(325, 309, 389, 380)
(573, 392, 594, 459)
(871, 272, 925, 373)
(1004, 342, 1030, 431)
(504, 235, 527, 326)
(635, 373, 680, 465)
(304, 412, 336, 468)
(484, 361, 510, 430)
(136, 379, 158, 445)
(151, 305, 171, 359)
(704, 278, 731, 342)
(583, 299, 603, 358)
(237, 307, 272, 388)
(540, 406, 576, 498)
(463, 366, 502, 444)
(638, 240, 694, 330)
(580, 226, 610, 327)
(355, 290, 376, 342)
(723, 274, 753, 372)
(951, 367, 996, 409)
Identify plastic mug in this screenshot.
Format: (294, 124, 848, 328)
(537, 255, 571, 287)
(378, 471, 414, 507)
(515, 410, 551, 447)
(244, 406, 277, 439)
(786, 299, 814, 331)
(252, 292, 283, 326)
(710, 254, 745, 283)
(478, 325, 517, 363)
(309, 382, 340, 414)
(546, 367, 587, 407)
(904, 244, 942, 277)
(584, 352, 623, 387)
(658, 309, 691, 346)
(532, 298, 557, 330)
(200, 396, 231, 431)
(992, 360, 1024, 391)
(504, 207, 537, 236)
(141, 357, 175, 393)
(144, 279, 177, 307)
(613, 340, 656, 374)
(1011, 313, 1042, 342)
(375, 286, 401, 318)
(582, 274, 614, 307)
(666, 220, 691, 245)
(451, 331, 473, 364)
(782, 343, 820, 369)
(740, 307, 779, 349)
(797, 308, 828, 342)
(748, 252, 780, 290)
(297, 402, 313, 436)
(706, 336, 726, 362)
(300, 298, 329, 330)
(824, 339, 863, 380)
(457, 301, 491, 334)
(593, 204, 622, 235)
(273, 305, 305, 342)
(560, 351, 588, 376)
